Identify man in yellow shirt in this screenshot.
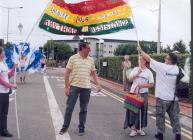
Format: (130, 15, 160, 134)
(60, 41, 101, 136)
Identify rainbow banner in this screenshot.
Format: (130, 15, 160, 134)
(39, 0, 134, 35)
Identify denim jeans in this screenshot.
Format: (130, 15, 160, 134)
(62, 86, 91, 130)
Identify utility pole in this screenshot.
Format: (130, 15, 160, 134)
(157, 0, 161, 54)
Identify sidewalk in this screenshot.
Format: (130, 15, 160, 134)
(97, 77, 192, 118)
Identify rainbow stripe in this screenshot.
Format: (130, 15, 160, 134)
(124, 94, 144, 113)
(39, 0, 134, 35)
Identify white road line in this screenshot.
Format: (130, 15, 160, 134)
(91, 91, 106, 97)
(43, 76, 71, 140)
(57, 79, 65, 82)
(9, 98, 14, 102)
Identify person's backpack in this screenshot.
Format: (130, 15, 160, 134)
(175, 67, 189, 98)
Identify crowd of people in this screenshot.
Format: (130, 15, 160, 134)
(0, 42, 184, 140)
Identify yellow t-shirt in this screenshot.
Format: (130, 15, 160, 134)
(66, 53, 96, 89)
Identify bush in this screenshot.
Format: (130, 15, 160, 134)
(47, 60, 58, 67)
(99, 53, 191, 98)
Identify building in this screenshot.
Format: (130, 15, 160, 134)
(54, 37, 156, 60)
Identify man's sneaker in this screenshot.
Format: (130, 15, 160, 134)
(176, 134, 181, 140)
(79, 129, 85, 136)
(138, 129, 146, 136)
(155, 133, 163, 140)
(129, 129, 138, 137)
(59, 127, 68, 135)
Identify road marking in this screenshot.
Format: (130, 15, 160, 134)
(44, 76, 71, 140)
(48, 76, 64, 79)
(91, 91, 106, 97)
(57, 79, 65, 82)
(91, 84, 192, 139)
(9, 98, 14, 102)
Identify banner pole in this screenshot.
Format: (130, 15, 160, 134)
(126, 0, 141, 67)
(24, 0, 52, 43)
(13, 49, 21, 139)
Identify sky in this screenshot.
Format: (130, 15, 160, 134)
(0, 0, 191, 48)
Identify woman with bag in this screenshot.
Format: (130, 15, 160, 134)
(121, 55, 131, 91)
(0, 47, 17, 137)
(124, 56, 154, 137)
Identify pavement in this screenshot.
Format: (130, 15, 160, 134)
(0, 68, 192, 140)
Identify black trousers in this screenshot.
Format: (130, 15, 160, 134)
(0, 93, 9, 133)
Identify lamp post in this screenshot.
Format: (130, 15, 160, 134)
(98, 39, 104, 75)
(0, 5, 23, 44)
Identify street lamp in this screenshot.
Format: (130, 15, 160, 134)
(98, 39, 104, 75)
(0, 5, 23, 44)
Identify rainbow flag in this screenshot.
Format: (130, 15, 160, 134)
(124, 94, 144, 114)
(39, 0, 134, 35)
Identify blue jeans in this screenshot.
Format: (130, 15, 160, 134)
(62, 86, 91, 130)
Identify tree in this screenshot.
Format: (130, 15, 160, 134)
(43, 41, 73, 61)
(114, 44, 137, 55)
(173, 40, 187, 53)
(163, 45, 173, 53)
(54, 42, 73, 61)
(114, 41, 157, 56)
(139, 41, 157, 54)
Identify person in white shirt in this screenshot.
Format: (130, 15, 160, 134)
(124, 56, 154, 137)
(138, 47, 182, 140)
(0, 47, 17, 137)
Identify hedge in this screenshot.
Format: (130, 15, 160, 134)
(98, 53, 191, 99)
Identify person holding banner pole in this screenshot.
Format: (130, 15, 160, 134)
(0, 47, 17, 137)
(124, 56, 154, 137)
(138, 47, 182, 140)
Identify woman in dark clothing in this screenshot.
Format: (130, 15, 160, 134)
(0, 47, 17, 137)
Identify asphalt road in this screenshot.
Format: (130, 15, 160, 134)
(1, 68, 192, 140)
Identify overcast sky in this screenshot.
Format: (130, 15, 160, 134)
(0, 0, 191, 48)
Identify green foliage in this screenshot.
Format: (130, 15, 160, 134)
(173, 40, 188, 53)
(43, 41, 73, 61)
(47, 60, 58, 67)
(162, 45, 173, 53)
(114, 41, 158, 56)
(114, 44, 137, 55)
(99, 53, 191, 98)
(140, 41, 157, 54)
(54, 42, 73, 60)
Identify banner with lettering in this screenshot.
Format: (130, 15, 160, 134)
(39, 0, 134, 35)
